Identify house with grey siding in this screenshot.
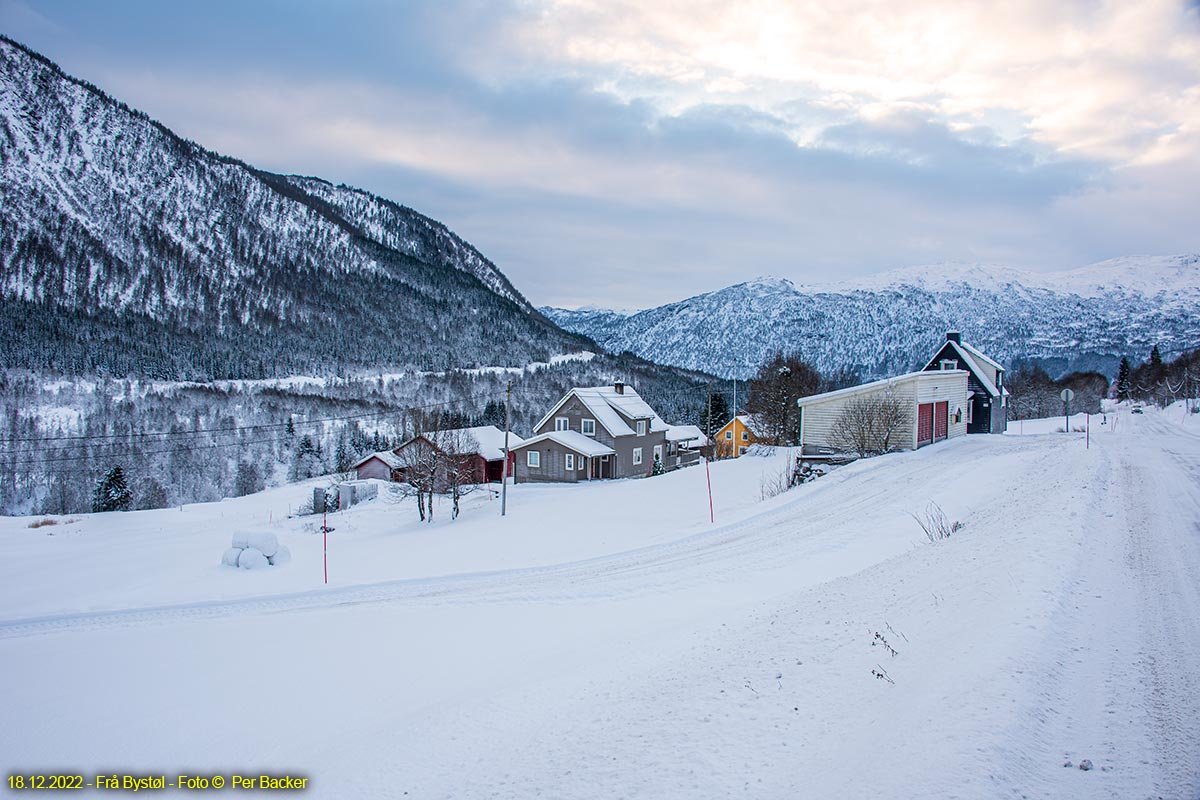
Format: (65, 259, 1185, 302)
(511, 382, 671, 483)
(921, 331, 1008, 434)
(796, 369, 970, 454)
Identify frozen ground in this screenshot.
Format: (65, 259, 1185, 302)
(1, 406, 1198, 798)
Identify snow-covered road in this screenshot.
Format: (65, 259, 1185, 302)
(2, 411, 1198, 798)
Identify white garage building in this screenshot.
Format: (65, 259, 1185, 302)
(796, 369, 971, 455)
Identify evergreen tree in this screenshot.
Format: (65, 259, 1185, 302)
(1117, 357, 1132, 401)
(702, 390, 731, 442)
(137, 477, 169, 510)
(92, 465, 132, 512)
(234, 462, 264, 497)
(651, 454, 666, 476)
(285, 416, 295, 437)
(1150, 345, 1163, 369)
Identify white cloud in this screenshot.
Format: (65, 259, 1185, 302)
(508, 0, 1200, 166)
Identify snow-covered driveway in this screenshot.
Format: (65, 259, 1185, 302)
(2, 412, 1197, 798)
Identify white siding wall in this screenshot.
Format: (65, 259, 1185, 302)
(799, 371, 968, 453)
(800, 381, 917, 452)
(913, 371, 970, 444)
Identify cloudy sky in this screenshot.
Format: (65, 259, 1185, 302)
(3, 0, 1198, 308)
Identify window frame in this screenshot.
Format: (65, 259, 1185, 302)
(527, 450, 540, 468)
(565, 453, 575, 471)
(725, 430, 733, 440)
(555, 417, 570, 432)
(581, 418, 596, 436)
(636, 420, 647, 436)
(633, 447, 643, 465)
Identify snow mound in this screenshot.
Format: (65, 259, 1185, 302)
(237, 547, 269, 570)
(248, 531, 279, 558)
(222, 533, 288, 570)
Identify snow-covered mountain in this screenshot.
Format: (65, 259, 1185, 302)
(543, 256, 1200, 379)
(0, 35, 587, 378)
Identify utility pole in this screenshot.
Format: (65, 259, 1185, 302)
(501, 380, 511, 517)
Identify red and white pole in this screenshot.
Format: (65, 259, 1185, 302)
(323, 506, 328, 585)
(704, 457, 714, 524)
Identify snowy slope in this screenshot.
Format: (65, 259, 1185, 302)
(0, 35, 586, 377)
(1, 410, 1198, 798)
(543, 255, 1200, 378)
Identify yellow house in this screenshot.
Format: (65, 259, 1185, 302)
(715, 415, 763, 458)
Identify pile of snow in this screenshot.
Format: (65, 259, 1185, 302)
(220, 531, 291, 570)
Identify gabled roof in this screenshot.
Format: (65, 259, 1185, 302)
(923, 340, 1001, 398)
(510, 430, 616, 457)
(795, 369, 967, 407)
(731, 414, 767, 438)
(958, 340, 1004, 372)
(352, 450, 402, 470)
(452, 425, 525, 461)
(534, 385, 668, 437)
(397, 426, 526, 461)
(664, 424, 707, 446)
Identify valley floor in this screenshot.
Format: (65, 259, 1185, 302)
(2, 408, 1198, 798)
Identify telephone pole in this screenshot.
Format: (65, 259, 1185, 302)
(501, 380, 512, 517)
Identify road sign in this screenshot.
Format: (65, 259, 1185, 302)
(1060, 388, 1075, 402)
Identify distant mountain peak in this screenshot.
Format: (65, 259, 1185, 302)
(543, 255, 1200, 380)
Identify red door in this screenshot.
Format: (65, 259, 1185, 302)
(934, 401, 949, 441)
(917, 403, 934, 446)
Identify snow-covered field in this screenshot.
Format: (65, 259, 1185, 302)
(2, 407, 1198, 798)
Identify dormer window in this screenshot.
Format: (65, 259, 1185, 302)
(636, 420, 647, 436)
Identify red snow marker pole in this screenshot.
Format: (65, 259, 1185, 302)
(704, 456, 714, 524)
(323, 506, 328, 585)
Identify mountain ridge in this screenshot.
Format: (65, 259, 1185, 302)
(542, 255, 1200, 379)
(0, 34, 577, 379)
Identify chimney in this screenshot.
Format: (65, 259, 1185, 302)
(946, 331, 961, 344)
(614, 381, 625, 395)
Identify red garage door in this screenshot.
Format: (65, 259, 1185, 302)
(917, 403, 934, 446)
(934, 401, 949, 441)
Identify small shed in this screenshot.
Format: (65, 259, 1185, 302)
(353, 450, 403, 482)
(796, 369, 970, 455)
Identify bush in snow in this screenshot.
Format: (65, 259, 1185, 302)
(910, 501, 963, 543)
(221, 531, 290, 570)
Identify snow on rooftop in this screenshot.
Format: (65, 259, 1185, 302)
(516, 430, 616, 457)
(452, 425, 525, 461)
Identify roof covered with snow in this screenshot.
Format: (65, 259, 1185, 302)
(512, 430, 616, 457)
(735, 415, 767, 437)
(451, 425, 526, 461)
(795, 369, 967, 407)
(664, 424, 707, 446)
(536, 384, 668, 437)
(353, 450, 402, 470)
(923, 341, 1001, 397)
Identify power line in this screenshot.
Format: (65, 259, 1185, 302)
(0, 394, 498, 447)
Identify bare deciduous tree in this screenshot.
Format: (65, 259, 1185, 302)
(828, 387, 909, 457)
(395, 421, 483, 522)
